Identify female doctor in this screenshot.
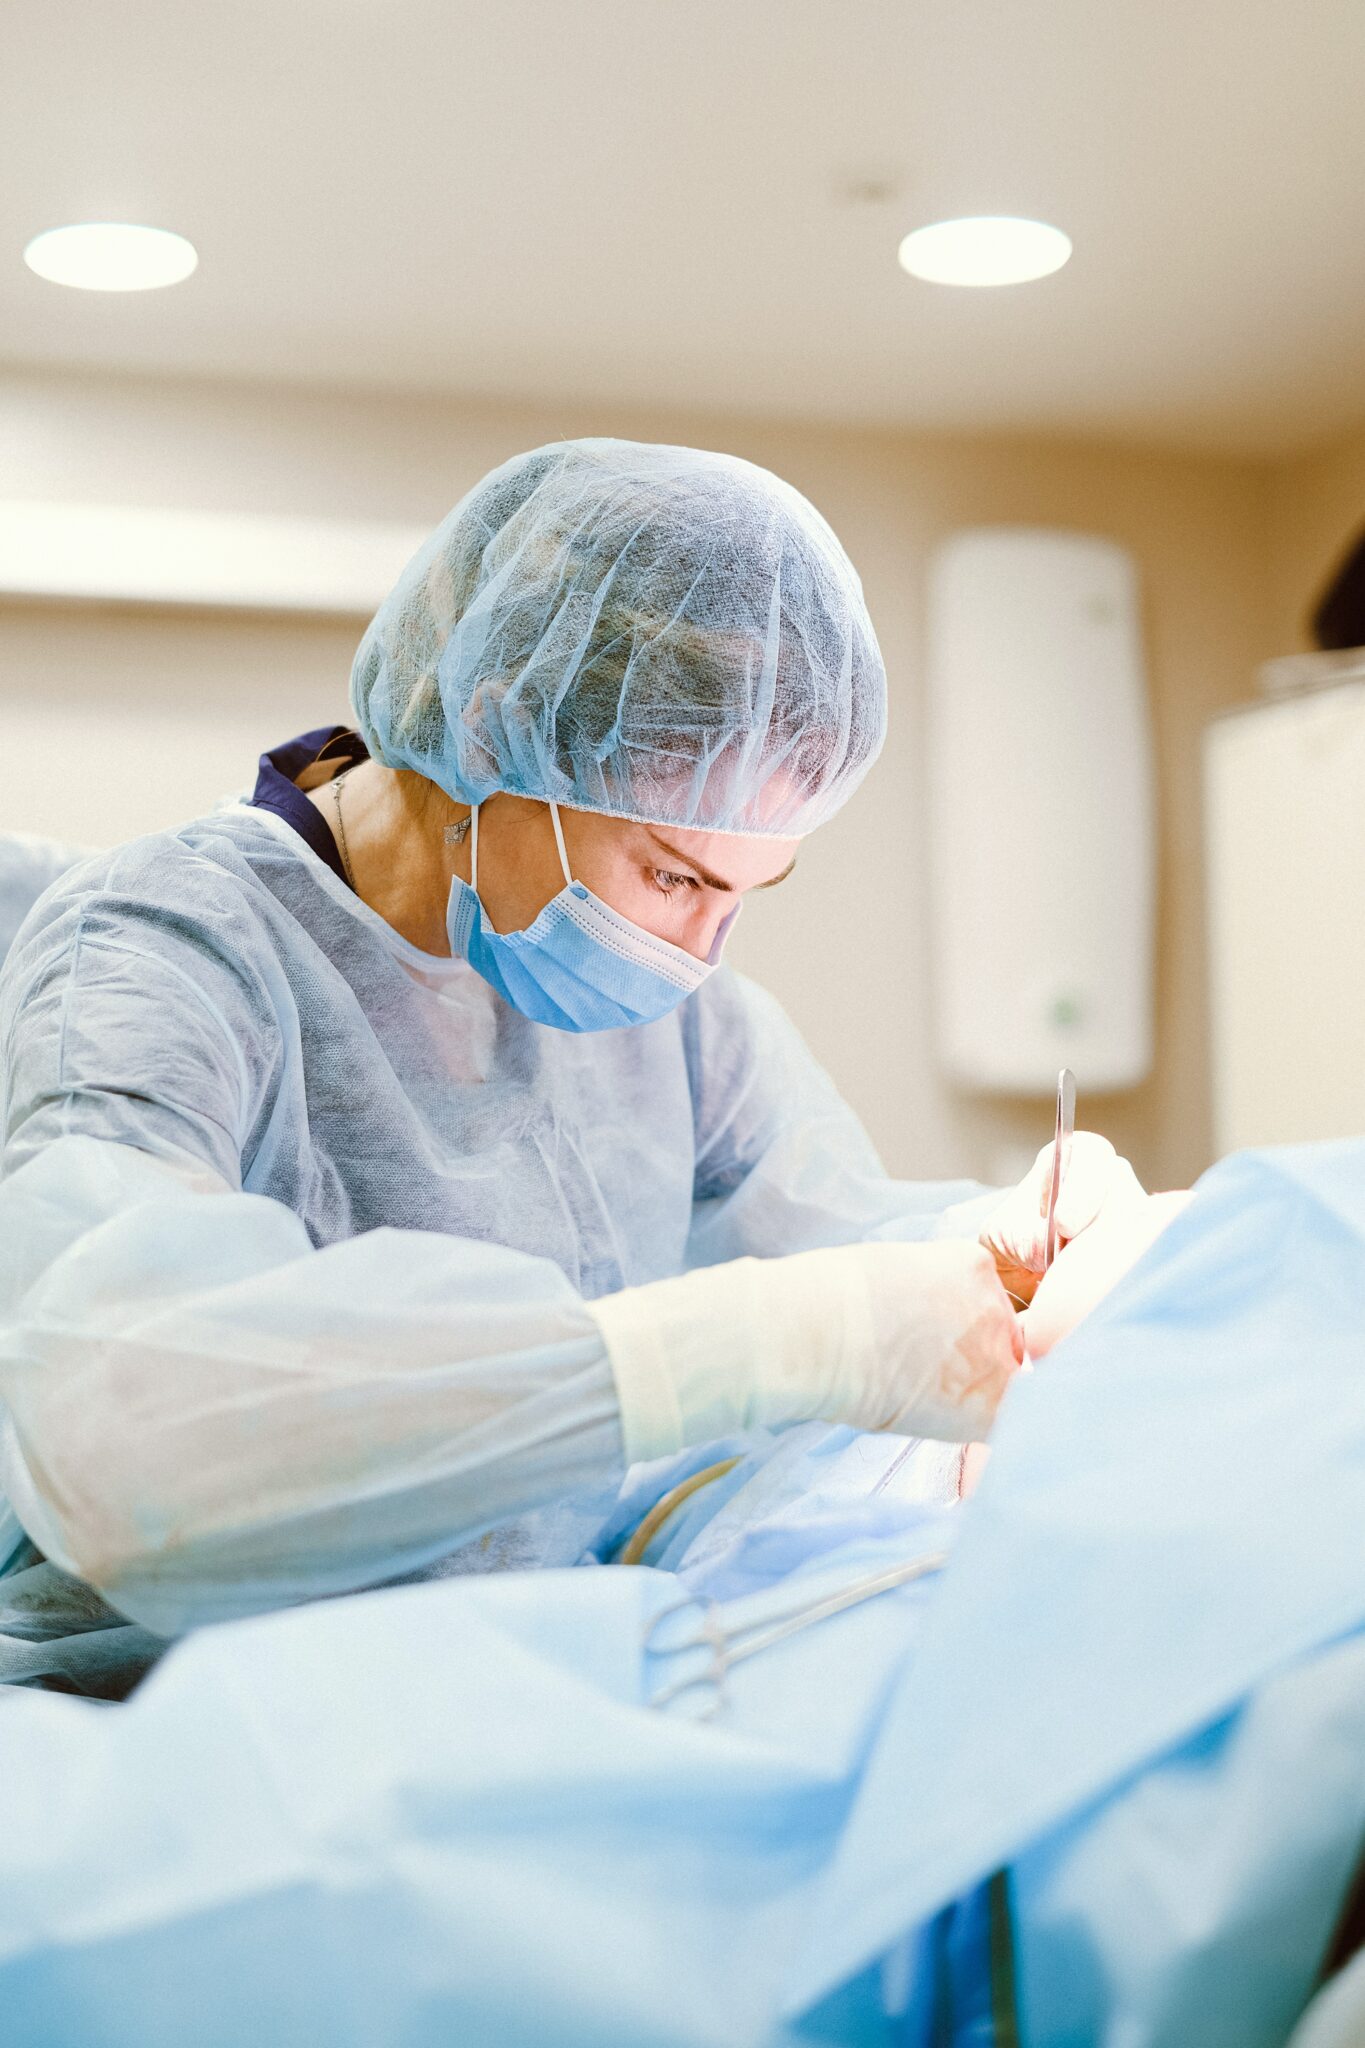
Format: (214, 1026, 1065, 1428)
(0, 439, 1140, 1660)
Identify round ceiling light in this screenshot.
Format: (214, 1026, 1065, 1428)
(897, 215, 1071, 287)
(23, 222, 198, 293)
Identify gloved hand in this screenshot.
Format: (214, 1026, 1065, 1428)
(981, 1133, 1146, 1308)
(586, 1238, 1025, 1467)
(1022, 1189, 1193, 1359)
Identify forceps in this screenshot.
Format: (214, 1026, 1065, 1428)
(643, 1550, 948, 1717)
(1043, 1066, 1077, 1271)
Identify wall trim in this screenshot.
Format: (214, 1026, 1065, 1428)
(0, 501, 429, 615)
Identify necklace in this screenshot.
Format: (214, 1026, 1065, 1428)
(330, 769, 358, 891)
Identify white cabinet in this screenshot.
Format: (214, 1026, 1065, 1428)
(1205, 663, 1365, 1152)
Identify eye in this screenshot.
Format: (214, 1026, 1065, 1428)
(650, 868, 700, 898)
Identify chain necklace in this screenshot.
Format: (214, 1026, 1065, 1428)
(330, 769, 358, 891)
(331, 770, 471, 893)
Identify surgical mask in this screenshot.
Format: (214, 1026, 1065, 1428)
(446, 801, 739, 1032)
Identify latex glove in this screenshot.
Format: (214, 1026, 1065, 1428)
(981, 1133, 1146, 1308)
(587, 1239, 1025, 1466)
(1022, 1188, 1193, 1359)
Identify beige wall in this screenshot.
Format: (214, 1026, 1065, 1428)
(0, 367, 1276, 1190)
(1266, 418, 1365, 658)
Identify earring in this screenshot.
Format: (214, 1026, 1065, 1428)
(444, 818, 471, 847)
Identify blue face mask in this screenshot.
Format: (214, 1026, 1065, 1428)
(446, 801, 739, 1032)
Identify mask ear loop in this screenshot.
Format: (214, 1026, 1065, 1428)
(472, 801, 572, 900)
(548, 801, 574, 887)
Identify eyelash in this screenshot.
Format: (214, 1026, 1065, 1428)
(650, 869, 700, 899)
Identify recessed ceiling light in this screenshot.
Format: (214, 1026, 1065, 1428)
(897, 216, 1071, 287)
(23, 222, 198, 293)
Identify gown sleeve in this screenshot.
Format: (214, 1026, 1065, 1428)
(683, 969, 999, 1269)
(0, 859, 624, 1636)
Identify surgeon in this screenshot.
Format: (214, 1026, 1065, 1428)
(0, 439, 1141, 1657)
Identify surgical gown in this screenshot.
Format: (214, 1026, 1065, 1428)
(0, 811, 987, 1669)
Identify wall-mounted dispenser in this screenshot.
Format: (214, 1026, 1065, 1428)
(926, 528, 1155, 1093)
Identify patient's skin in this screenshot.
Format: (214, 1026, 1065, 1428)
(959, 1443, 992, 1499)
(957, 1189, 1195, 1501)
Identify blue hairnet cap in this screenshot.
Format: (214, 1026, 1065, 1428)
(351, 438, 886, 837)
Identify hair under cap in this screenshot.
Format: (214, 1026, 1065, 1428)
(351, 437, 887, 837)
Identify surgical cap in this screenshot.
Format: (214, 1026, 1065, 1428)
(351, 439, 886, 837)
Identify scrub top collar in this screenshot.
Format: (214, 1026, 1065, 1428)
(249, 726, 370, 889)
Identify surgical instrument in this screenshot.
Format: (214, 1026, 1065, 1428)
(874, 1068, 1078, 1503)
(644, 1549, 948, 1717)
(1044, 1067, 1077, 1271)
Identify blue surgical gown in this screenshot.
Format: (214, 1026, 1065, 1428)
(0, 807, 986, 1670)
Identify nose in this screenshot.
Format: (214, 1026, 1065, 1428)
(695, 898, 742, 964)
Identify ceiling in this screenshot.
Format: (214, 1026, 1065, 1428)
(4, 0, 1365, 457)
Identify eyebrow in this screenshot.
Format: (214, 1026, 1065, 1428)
(645, 829, 797, 893)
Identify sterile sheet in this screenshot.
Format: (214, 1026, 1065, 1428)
(0, 1140, 1363, 2047)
